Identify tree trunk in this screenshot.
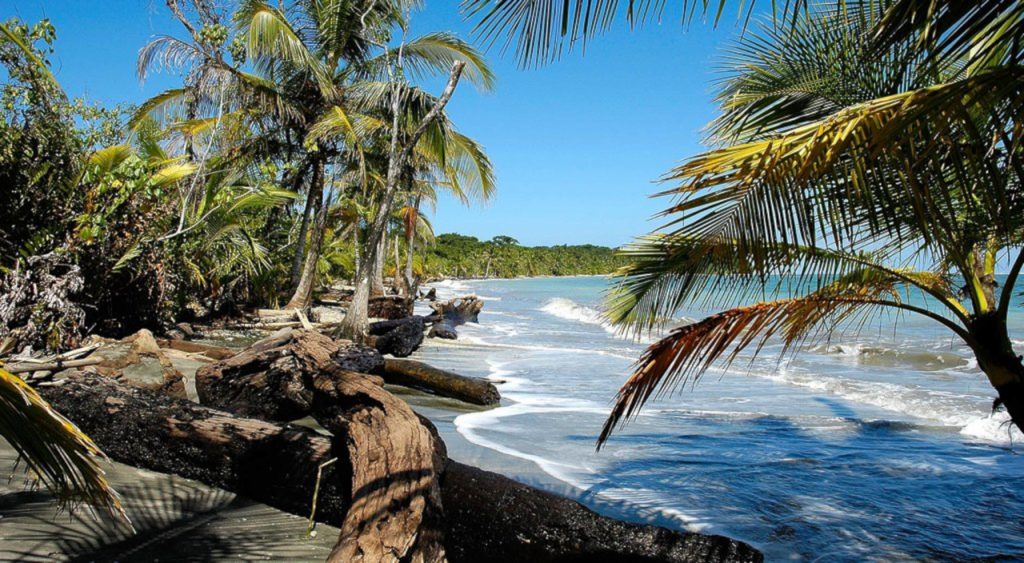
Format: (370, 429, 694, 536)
(403, 196, 420, 296)
(382, 358, 500, 405)
(970, 313, 1024, 435)
(428, 297, 484, 340)
(193, 329, 445, 562)
(336, 63, 466, 342)
(285, 158, 327, 310)
(290, 179, 317, 288)
(40, 371, 349, 523)
(370, 231, 387, 298)
(392, 235, 402, 294)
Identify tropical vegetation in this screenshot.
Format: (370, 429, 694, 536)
(422, 233, 625, 278)
(0, 0, 499, 515)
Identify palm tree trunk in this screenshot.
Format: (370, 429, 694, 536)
(284, 158, 326, 310)
(403, 196, 421, 295)
(970, 313, 1024, 435)
(392, 234, 402, 292)
(352, 224, 361, 282)
(370, 231, 387, 298)
(336, 62, 466, 341)
(290, 181, 316, 289)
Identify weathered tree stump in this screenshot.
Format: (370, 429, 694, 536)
(371, 316, 426, 357)
(369, 295, 414, 320)
(193, 329, 383, 420)
(383, 358, 500, 406)
(428, 296, 483, 340)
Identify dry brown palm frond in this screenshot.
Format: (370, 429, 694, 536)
(0, 368, 127, 524)
(597, 285, 964, 447)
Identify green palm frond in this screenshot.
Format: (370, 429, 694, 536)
(662, 67, 1024, 258)
(235, 0, 336, 97)
(464, 0, 814, 67)
(606, 233, 925, 336)
(441, 131, 496, 203)
(86, 145, 134, 175)
(0, 368, 126, 521)
(361, 32, 496, 90)
(872, 0, 1024, 72)
(129, 88, 190, 130)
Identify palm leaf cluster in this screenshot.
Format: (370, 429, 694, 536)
(598, 2, 1024, 444)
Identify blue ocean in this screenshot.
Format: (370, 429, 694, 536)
(413, 276, 1024, 561)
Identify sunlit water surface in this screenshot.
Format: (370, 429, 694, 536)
(414, 276, 1024, 561)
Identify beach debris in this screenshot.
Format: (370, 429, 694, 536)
(382, 358, 500, 406)
(191, 328, 446, 562)
(428, 296, 484, 340)
(37, 369, 761, 563)
(370, 316, 426, 357)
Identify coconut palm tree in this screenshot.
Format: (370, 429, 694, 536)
(328, 47, 495, 337)
(596, 2, 1024, 445)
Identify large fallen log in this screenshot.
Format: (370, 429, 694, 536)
(383, 358, 500, 406)
(39, 371, 761, 563)
(193, 329, 444, 562)
(428, 296, 483, 339)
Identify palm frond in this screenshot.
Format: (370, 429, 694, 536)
(0, 368, 126, 521)
(662, 67, 1024, 257)
(362, 31, 496, 90)
(463, 0, 813, 67)
(136, 35, 204, 80)
(129, 88, 190, 130)
(235, 0, 336, 97)
(598, 283, 950, 446)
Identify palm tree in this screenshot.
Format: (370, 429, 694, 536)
(596, 3, 1024, 445)
(139, 1, 493, 314)
(329, 31, 494, 337)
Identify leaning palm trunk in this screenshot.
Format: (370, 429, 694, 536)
(290, 180, 316, 289)
(337, 62, 466, 340)
(403, 196, 422, 296)
(285, 157, 327, 310)
(969, 312, 1024, 433)
(370, 231, 387, 298)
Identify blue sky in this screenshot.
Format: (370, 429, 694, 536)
(3, 0, 747, 247)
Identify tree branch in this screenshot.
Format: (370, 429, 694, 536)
(398, 61, 466, 164)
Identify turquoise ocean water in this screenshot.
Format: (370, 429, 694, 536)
(413, 276, 1024, 561)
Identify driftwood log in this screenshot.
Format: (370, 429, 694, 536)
(39, 371, 761, 563)
(369, 295, 414, 320)
(193, 329, 443, 561)
(428, 296, 484, 339)
(369, 316, 426, 357)
(383, 358, 500, 406)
